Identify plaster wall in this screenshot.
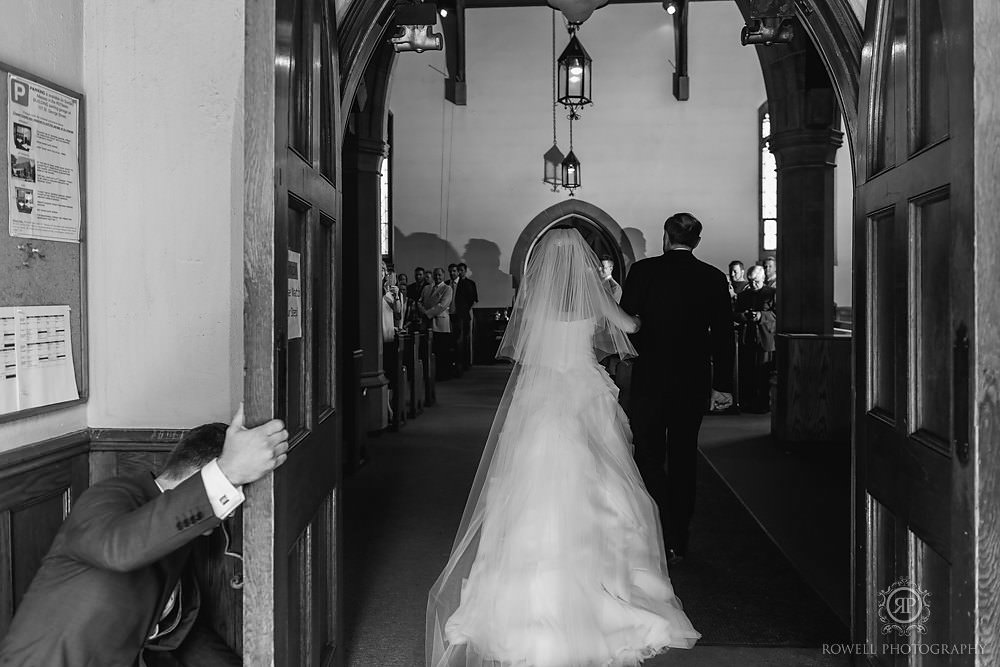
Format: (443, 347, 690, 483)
(82, 0, 245, 428)
(389, 3, 853, 308)
(0, 0, 87, 451)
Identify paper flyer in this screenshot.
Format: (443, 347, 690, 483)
(288, 250, 302, 340)
(0, 305, 78, 413)
(7, 74, 81, 242)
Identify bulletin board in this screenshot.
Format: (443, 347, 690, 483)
(0, 61, 87, 421)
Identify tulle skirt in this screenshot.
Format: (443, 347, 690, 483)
(427, 361, 700, 667)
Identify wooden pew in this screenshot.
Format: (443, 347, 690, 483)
(404, 331, 425, 418)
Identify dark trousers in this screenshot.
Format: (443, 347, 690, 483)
(432, 331, 454, 379)
(452, 314, 472, 369)
(627, 371, 709, 554)
(737, 345, 773, 413)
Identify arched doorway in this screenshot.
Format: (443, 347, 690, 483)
(509, 199, 634, 289)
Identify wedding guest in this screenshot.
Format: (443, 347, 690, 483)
(383, 266, 403, 421)
(0, 408, 289, 666)
(452, 262, 479, 371)
(419, 267, 454, 379)
(407, 267, 427, 302)
(763, 256, 777, 289)
(728, 261, 748, 299)
(734, 265, 776, 413)
(599, 255, 623, 303)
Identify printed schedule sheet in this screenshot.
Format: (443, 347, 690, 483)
(0, 305, 78, 413)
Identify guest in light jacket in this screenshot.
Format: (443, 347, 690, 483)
(419, 267, 454, 379)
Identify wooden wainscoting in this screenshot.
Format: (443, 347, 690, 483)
(0, 430, 89, 636)
(773, 333, 852, 443)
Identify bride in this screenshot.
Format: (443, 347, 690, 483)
(426, 228, 700, 667)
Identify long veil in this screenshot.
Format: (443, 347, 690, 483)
(425, 229, 639, 666)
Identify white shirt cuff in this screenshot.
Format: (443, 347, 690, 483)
(200, 459, 245, 519)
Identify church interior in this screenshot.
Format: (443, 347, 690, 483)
(1, 0, 999, 665)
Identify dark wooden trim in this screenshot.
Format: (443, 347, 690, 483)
(88, 428, 186, 449)
(0, 430, 89, 481)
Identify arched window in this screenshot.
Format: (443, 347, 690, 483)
(379, 157, 390, 258)
(759, 102, 777, 259)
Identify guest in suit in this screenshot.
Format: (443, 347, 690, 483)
(734, 265, 776, 413)
(419, 267, 454, 379)
(763, 256, 777, 289)
(619, 212, 734, 564)
(0, 406, 289, 667)
(407, 267, 427, 303)
(452, 262, 479, 371)
(728, 260, 748, 300)
(599, 255, 623, 303)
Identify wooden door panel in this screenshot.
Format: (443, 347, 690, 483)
(868, 209, 896, 415)
(856, 0, 976, 661)
(245, 0, 341, 663)
(911, 0, 949, 150)
(910, 190, 951, 442)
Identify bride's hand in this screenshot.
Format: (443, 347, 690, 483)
(628, 314, 641, 334)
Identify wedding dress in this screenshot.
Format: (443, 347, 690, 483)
(427, 229, 700, 667)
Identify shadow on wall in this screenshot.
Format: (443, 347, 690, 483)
(623, 228, 648, 262)
(393, 230, 462, 275)
(463, 238, 513, 308)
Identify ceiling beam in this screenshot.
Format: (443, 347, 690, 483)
(464, 0, 721, 7)
(440, 0, 468, 104)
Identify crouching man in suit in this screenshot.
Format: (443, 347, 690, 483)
(0, 404, 289, 667)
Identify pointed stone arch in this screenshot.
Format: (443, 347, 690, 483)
(509, 199, 634, 290)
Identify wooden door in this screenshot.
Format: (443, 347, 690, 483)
(854, 1, 999, 662)
(244, 0, 343, 664)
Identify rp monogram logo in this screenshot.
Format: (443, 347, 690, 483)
(878, 578, 931, 636)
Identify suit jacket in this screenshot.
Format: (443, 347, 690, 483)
(452, 278, 478, 316)
(620, 250, 735, 395)
(420, 282, 453, 333)
(0, 473, 220, 667)
(734, 285, 776, 353)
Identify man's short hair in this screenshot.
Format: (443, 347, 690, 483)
(747, 265, 765, 280)
(160, 423, 228, 480)
(664, 213, 702, 247)
(448, 263, 458, 270)
(414, 266, 425, 274)
(457, 262, 467, 270)
(729, 260, 744, 270)
(599, 255, 614, 264)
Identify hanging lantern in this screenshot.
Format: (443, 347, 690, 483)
(561, 150, 581, 192)
(543, 143, 565, 189)
(557, 30, 592, 109)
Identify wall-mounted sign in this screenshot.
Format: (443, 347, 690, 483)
(288, 250, 302, 340)
(7, 74, 81, 243)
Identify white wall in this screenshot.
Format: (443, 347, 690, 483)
(0, 0, 88, 451)
(389, 3, 854, 307)
(82, 0, 245, 428)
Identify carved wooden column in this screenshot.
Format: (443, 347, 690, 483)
(343, 136, 389, 432)
(769, 127, 843, 335)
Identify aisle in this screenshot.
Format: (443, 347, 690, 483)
(343, 366, 848, 666)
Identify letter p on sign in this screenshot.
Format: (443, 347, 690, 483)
(11, 79, 29, 106)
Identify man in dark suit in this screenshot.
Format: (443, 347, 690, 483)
(0, 405, 289, 667)
(620, 212, 734, 564)
(452, 262, 479, 371)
